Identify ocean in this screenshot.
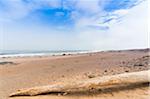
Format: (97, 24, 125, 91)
(0, 50, 89, 58)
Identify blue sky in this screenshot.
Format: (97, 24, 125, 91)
(0, 0, 148, 51)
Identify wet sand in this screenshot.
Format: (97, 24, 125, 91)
(0, 49, 149, 99)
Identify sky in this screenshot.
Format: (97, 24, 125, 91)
(0, 0, 148, 51)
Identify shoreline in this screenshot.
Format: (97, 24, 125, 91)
(0, 48, 149, 99)
(0, 48, 149, 58)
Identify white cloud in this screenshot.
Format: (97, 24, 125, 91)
(0, 0, 30, 22)
(0, 0, 62, 22)
(70, 0, 109, 29)
(75, 0, 101, 14)
(0, 0, 148, 50)
(76, 0, 148, 50)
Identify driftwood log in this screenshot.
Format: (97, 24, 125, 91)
(10, 70, 150, 97)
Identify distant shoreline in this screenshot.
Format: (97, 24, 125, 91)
(0, 48, 149, 58)
(0, 50, 89, 58)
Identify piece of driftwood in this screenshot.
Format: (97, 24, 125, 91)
(9, 70, 150, 97)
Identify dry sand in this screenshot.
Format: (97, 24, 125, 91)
(0, 49, 149, 99)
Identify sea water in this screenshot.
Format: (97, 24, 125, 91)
(0, 50, 89, 58)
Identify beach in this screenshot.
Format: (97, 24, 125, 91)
(0, 49, 149, 99)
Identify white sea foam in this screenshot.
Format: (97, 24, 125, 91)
(0, 50, 92, 58)
(0, 53, 47, 58)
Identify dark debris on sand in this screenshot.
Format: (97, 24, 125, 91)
(120, 55, 149, 68)
(0, 61, 16, 65)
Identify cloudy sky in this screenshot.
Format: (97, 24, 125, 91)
(0, 0, 148, 51)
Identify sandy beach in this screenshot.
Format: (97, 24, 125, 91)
(0, 49, 149, 99)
